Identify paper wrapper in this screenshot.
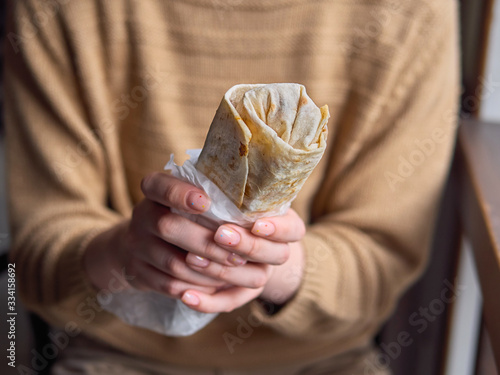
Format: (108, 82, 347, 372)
(98, 83, 329, 336)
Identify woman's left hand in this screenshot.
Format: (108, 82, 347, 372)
(182, 209, 306, 313)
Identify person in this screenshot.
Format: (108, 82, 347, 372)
(4, 0, 460, 374)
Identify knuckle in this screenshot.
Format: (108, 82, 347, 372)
(250, 271, 268, 289)
(156, 214, 179, 239)
(287, 210, 306, 240)
(162, 180, 183, 206)
(170, 259, 185, 276)
(215, 280, 227, 288)
(215, 265, 231, 282)
(156, 215, 170, 237)
(203, 241, 220, 259)
(162, 279, 183, 297)
(296, 221, 306, 239)
(276, 244, 291, 265)
(246, 237, 261, 259)
(140, 172, 158, 195)
(161, 253, 183, 275)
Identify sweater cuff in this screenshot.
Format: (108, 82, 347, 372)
(56, 223, 119, 301)
(250, 232, 339, 337)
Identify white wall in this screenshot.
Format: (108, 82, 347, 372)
(444, 241, 482, 375)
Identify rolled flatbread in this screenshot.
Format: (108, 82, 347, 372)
(196, 83, 329, 214)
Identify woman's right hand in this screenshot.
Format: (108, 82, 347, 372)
(83, 172, 238, 298)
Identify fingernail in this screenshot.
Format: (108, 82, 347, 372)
(252, 220, 275, 236)
(187, 255, 210, 268)
(215, 227, 240, 246)
(187, 192, 210, 212)
(181, 292, 200, 306)
(227, 253, 246, 266)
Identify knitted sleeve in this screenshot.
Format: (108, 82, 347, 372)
(5, 0, 124, 324)
(251, 0, 461, 340)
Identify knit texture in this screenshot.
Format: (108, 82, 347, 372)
(5, 0, 460, 371)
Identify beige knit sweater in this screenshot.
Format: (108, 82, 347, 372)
(5, 0, 460, 371)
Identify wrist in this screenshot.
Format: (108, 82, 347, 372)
(259, 241, 305, 305)
(83, 220, 130, 291)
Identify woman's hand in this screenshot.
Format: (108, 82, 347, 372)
(83, 171, 307, 313)
(84, 172, 242, 298)
(181, 210, 307, 313)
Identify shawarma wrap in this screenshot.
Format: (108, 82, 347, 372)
(196, 83, 329, 214)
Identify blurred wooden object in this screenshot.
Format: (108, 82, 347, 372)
(457, 0, 498, 370)
(375, 158, 462, 375)
(458, 119, 500, 371)
(377, 0, 498, 374)
(460, 0, 496, 117)
(475, 319, 499, 375)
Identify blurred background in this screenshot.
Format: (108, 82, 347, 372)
(0, 0, 499, 374)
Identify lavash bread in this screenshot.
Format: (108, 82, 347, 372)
(196, 83, 329, 214)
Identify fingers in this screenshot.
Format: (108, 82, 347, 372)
(251, 209, 306, 243)
(180, 286, 264, 314)
(188, 262, 270, 289)
(139, 175, 305, 269)
(141, 172, 210, 213)
(144, 206, 242, 267)
(199, 209, 305, 266)
(209, 209, 305, 265)
(213, 225, 290, 265)
(130, 239, 225, 288)
(126, 260, 219, 298)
